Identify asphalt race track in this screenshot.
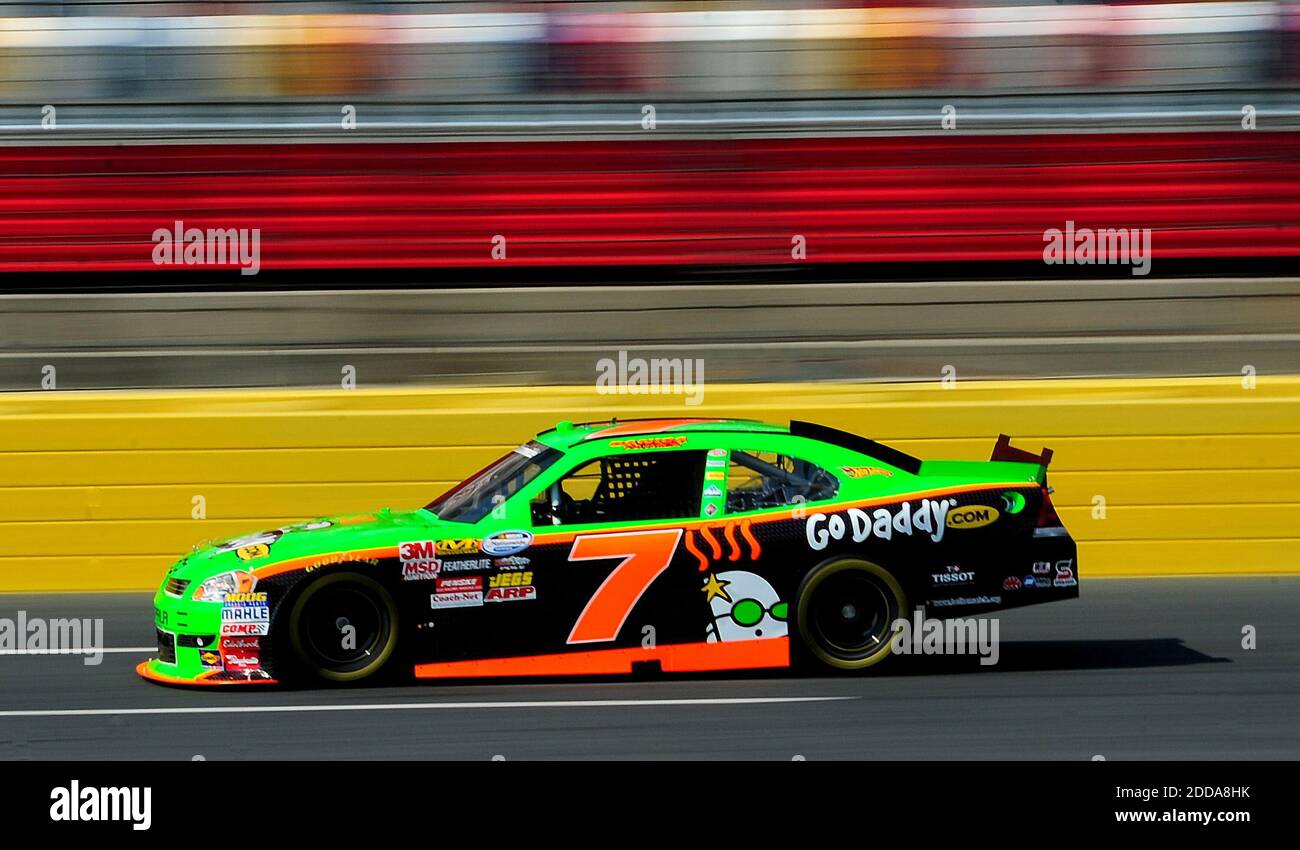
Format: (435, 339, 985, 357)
(1, 577, 1296, 760)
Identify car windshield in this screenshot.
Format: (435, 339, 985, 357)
(425, 441, 562, 523)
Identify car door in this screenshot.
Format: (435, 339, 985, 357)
(687, 447, 844, 642)
(522, 446, 714, 654)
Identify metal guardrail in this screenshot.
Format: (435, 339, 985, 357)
(1, 94, 1298, 142)
(3, 278, 1297, 390)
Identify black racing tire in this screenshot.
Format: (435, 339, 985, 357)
(285, 571, 399, 684)
(795, 558, 907, 672)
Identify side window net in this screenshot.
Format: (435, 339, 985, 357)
(534, 451, 704, 525)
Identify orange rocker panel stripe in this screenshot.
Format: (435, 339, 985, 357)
(415, 637, 789, 679)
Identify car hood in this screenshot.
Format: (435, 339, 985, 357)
(166, 508, 449, 583)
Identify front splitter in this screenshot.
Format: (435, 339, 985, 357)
(136, 658, 279, 687)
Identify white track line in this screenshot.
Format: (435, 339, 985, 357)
(0, 696, 854, 719)
(0, 647, 152, 656)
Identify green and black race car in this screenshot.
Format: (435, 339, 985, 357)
(140, 418, 1077, 686)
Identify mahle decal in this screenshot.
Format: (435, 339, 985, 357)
(806, 498, 955, 550)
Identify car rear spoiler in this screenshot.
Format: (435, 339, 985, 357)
(991, 434, 1053, 470)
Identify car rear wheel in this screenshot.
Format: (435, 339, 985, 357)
(796, 558, 906, 671)
(287, 571, 399, 683)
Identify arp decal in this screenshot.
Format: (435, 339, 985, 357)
(703, 571, 788, 643)
(946, 505, 1000, 530)
(566, 529, 682, 644)
(485, 586, 537, 603)
(806, 498, 955, 550)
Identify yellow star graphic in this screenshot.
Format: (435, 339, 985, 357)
(701, 573, 731, 604)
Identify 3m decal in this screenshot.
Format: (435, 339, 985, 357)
(399, 540, 437, 562)
(566, 529, 683, 644)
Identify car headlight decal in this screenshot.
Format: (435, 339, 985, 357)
(191, 570, 258, 603)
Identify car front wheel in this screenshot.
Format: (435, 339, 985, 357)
(286, 571, 399, 684)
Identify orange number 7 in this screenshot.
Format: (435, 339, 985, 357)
(566, 529, 683, 644)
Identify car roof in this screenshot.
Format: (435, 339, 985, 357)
(533, 417, 925, 475)
(535, 418, 787, 449)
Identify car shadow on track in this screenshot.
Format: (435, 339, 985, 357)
(880, 638, 1227, 677)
